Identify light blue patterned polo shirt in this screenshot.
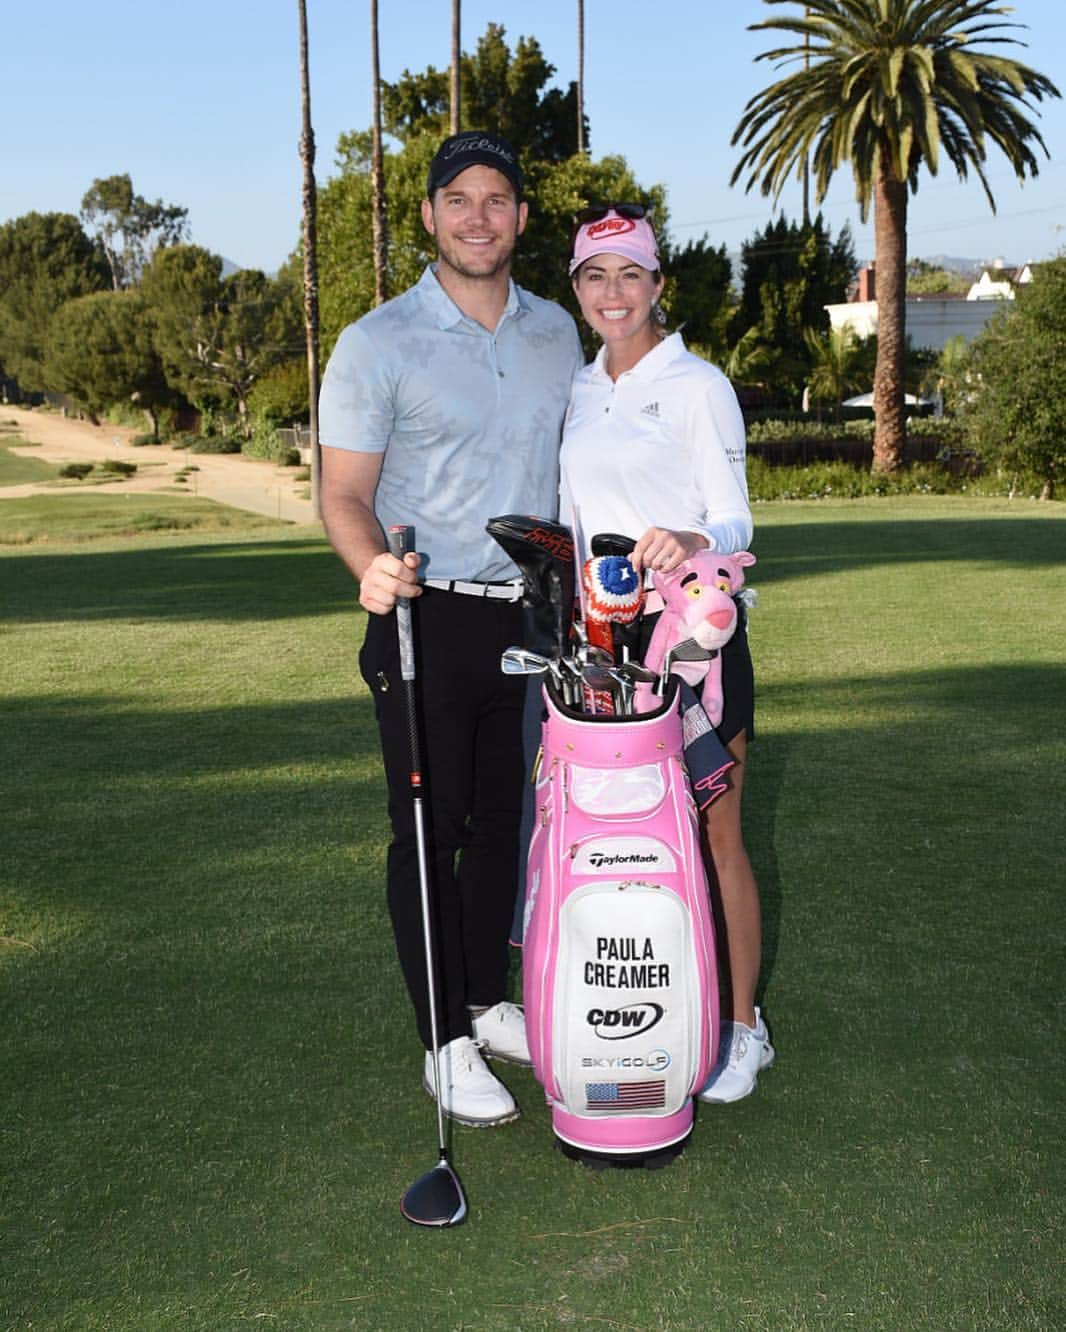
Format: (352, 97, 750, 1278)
(319, 265, 584, 582)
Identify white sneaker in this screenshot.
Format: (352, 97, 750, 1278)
(423, 1036, 520, 1127)
(697, 1008, 775, 1104)
(471, 1001, 532, 1066)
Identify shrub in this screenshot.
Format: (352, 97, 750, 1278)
(746, 457, 1052, 502)
(98, 459, 137, 476)
(246, 360, 309, 425)
(243, 417, 284, 462)
(130, 433, 159, 447)
(58, 463, 94, 480)
(186, 436, 241, 455)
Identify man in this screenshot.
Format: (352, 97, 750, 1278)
(318, 131, 583, 1126)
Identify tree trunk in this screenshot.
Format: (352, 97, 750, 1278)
(872, 171, 907, 473)
(298, 0, 321, 515)
(450, 0, 461, 135)
(371, 0, 389, 307)
(577, 0, 586, 155)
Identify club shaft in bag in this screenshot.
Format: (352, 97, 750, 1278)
(389, 525, 467, 1228)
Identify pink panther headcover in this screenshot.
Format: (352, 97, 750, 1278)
(643, 550, 756, 726)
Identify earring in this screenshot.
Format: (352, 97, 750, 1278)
(653, 302, 667, 327)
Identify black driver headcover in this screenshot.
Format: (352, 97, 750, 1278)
(486, 515, 576, 658)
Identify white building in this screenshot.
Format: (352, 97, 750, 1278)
(966, 261, 1033, 300)
(825, 262, 1030, 352)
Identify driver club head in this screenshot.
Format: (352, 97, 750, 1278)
(400, 1156, 468, 1228)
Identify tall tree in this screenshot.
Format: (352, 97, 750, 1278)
(450, 0, 461, 133)
(731, 0, 1060, 471)
(44, 289, 175, 436)
(665, 237, 733, 354)
(297, 0, 322, 514)
(79, 174, 188, 290)
(143, 246, 302, 425)
(370, 0, 389, 306)
(382, 24, 580, 161)
(576, 0, 586, 154)
(0, 212, 109, 393)
(962, 255, 1066, 499)
(735, 212, 855, 400)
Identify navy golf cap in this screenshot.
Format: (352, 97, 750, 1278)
(426, 131, 524, 199)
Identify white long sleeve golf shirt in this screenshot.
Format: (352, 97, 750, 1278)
(560, 332, 752, 555)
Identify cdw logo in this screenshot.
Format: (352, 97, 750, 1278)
(586, 1003, 664, 1040)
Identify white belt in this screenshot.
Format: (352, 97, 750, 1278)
(424, 578, 524, 602)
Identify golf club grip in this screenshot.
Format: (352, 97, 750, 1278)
(387, 525, 416, 684)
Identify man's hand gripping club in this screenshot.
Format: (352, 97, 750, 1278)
(359, 547, 422, 616)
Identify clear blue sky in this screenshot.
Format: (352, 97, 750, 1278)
(5, 1, 1064, 273)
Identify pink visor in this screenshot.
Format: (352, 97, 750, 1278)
(569, 209, 660, 276)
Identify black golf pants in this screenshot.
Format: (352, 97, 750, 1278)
(359, 587, 526, 1050)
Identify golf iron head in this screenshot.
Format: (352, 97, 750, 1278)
(500, 646, 551, 675)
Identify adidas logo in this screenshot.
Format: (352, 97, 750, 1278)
(640, 401, 661, 418)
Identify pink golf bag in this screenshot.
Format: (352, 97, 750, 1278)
(522, 681, 719, 1165)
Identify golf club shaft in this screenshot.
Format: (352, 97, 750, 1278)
(387, 525, 450, 1164)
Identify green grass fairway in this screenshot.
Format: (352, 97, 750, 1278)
(0, 436, 56, 485)
(0, 492, 286, 544)
(2, 497, 1063, 1330)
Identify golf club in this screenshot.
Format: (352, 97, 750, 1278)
(485, 514, 576, 659)
(657, 637, 716, 695)
(607, 662, 655, 715)
(390, 524, 468, 1229)
(500, 645, 549, 675)
(590, 534, 644, 663)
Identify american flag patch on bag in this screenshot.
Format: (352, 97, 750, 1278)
(586, 1080, 666, 1110)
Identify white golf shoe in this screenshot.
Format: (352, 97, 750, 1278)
(423, 1036, 520, 1127)
(697, 1008, 775, 1104)
(471, 1001, 532, 1066)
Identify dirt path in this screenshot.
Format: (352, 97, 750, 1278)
(0, 406, 316, 525)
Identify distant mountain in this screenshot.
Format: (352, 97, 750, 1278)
(853, 253, 1019, 275)
(729, 249, 1000, 280)
(920, 253, 991, 276)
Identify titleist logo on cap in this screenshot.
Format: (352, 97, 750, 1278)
(442, 135, 517, 166)
(587, 217, 637, 240)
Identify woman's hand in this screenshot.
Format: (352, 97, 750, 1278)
(631, 528, 709, 575)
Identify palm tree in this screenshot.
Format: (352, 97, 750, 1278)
(723, 325, 779, 393)
(370, 0, 388, 306)
(450, 0, 461, 134)
(921, 333, 970, 414)
(731, 0, 1060, 472)
(577, 0, 586, 154)
(803, 325, 866, 419)
(297, 0, 321, 515)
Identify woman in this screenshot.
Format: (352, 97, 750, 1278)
(560, 204, 773, 1103)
